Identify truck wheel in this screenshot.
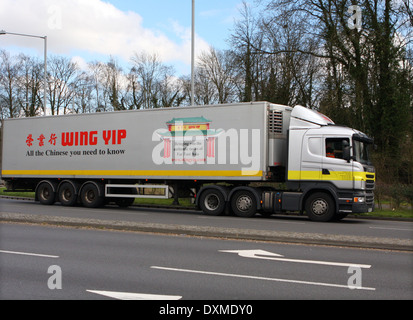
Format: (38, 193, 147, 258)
(199, 189, 226, 216)
(305, 192, 335, 222)
(36, 181, 56, 205)
(80, 182, 104, 208)
(58, 181, 79, 206)
(231, 190, 257, 218)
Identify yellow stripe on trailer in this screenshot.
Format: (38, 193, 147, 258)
(1, 169, 263, 178)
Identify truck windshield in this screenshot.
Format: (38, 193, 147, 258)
(353, 139, 372, 165)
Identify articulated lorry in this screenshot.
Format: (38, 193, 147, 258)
(0, 102, 375, 221)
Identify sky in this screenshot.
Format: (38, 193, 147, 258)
(0, 0, 249, 75)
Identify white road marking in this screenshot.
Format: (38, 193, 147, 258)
(151, 266, 376, 291)
(220, 249, 372, 269)
(87, 290, 182, 300)
(0, 250, 59, 258)
(221, 249, 284, 258)
(369, 226, 412, 231)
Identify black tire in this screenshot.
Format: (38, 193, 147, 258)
(231, 190, 257, 218)
(305, 192, 335, 222)
(36, 181, 56, 205)
(80, 182, 104, 208)
(58, 181, 78, 206)
(199, 189, 226, 216)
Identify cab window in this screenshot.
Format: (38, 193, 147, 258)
(325, 138, 349, 159)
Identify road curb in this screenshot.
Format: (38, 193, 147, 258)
(1, 212, 412, 252)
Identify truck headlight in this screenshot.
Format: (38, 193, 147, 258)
(354, 197, 365, 203)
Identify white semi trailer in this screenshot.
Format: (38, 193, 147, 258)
(0, 102, 375, 221)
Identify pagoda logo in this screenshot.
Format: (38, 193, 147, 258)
(153, 116, 223, 164)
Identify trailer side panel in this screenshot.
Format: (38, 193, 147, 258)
(1, 103, 269, 182)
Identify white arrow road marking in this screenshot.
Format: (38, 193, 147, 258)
(220, 249, 284, 258)
(219, 249, 371, 269)
(151, 266, 375, 291)
(86, 290, 182, 300)
(0, 250, 59, 258)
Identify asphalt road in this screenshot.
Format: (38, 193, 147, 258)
(1, 223, 412, 301)
(0, 198, 412, 250)
(1, 198, 413, 302)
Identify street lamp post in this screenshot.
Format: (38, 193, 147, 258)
(191, 0, 195, 106)
(0, 30, 47, 115)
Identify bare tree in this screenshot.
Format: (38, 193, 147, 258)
(130, 52, 179, 109)
(229, 1, 264, 102)
(0, 50, 21, 118)
(17, 54, 43, 117)
(102, 57, 125, 111)
(47, 56, 80, 115)
(71, 71, 95, 114)
(197, 47, 237, 104)
(180, 72, 215, 106)
(131, 52, 162, 109)
(87, 61, 111, 112)
(155, 73, 186, 108)
(228, 1, 324, 107)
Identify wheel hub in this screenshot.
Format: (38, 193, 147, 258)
(205, 194, 220, 211)
(312, 199, 328, 215)
(237, 196, 252, 211)
(63, 189, 72, 201)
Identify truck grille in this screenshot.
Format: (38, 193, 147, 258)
(366, 174, 375, 190)
(268, 110, 283, 134)
(366, 191, 374, 205)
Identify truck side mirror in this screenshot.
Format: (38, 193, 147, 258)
(343, 146, 352, 163)
(342, 140, 352, 162)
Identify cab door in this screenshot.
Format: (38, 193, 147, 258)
(300, 133, 323, 181)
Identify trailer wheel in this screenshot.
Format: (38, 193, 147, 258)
(231, 190, 257, 218)
(305, 192, 335, 222)
(36, 181, 56, 205)
(199, 189, 226, 216)
(58, 181, 78, 206)
(80, 182, 104, 208)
